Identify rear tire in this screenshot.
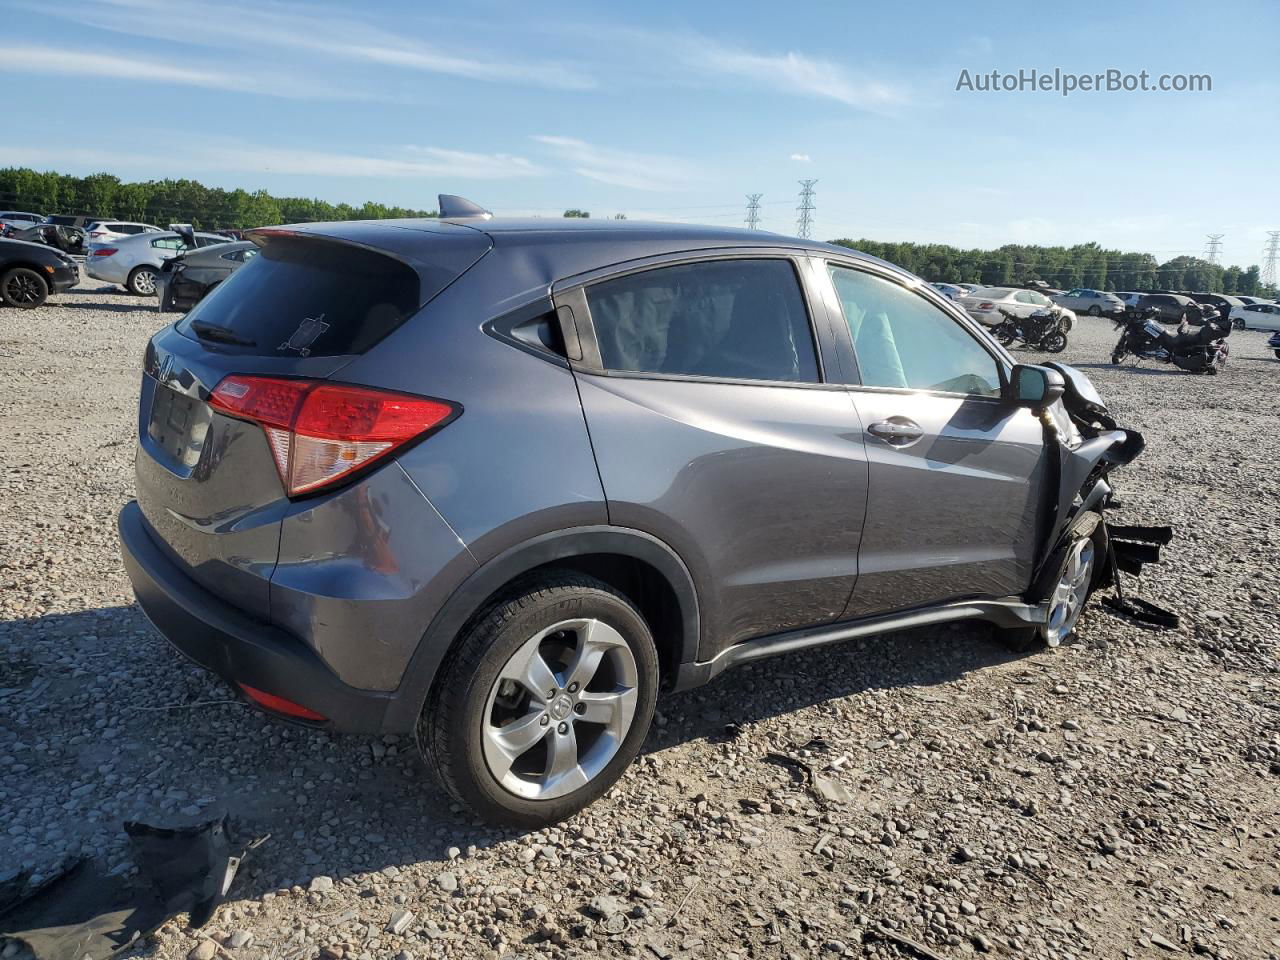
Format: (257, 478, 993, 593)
(418, 573, 659, 828)
(127, 265, 159, 296)
(0, 267, 49, 308)
(1059, 315, 1073, 332)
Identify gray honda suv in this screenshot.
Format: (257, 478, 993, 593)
(119, 196, 1143, 826)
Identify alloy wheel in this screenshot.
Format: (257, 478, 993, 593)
(4, 272, 42, 304)
(481, 618, 639, 800)
(1042, 537, 1095, 646)
(133, 268, 157, 295)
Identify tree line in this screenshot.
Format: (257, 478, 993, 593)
(3, 167, 1269, 296)
(0, 167, 436, 230)
(830, 238, 1272, 297)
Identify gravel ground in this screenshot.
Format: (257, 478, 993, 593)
(1, 280, 1277, 960)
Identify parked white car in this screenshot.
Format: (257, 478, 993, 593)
(956, 285, 1071, 327)
(1051, 288, 1125, 316)
(85, 230, 226, 295)
(1230, 301, 1280, 331)
(84, 220, 162, 247)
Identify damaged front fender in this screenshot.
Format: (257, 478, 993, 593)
(1033, 363, 1146, 589)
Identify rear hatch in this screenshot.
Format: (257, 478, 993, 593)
(134, 221, 491, 619)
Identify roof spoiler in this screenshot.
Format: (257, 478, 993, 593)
(438, 195, 492, 220)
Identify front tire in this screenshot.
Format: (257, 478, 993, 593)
(127, 265, 159, 296)
(419, 573, 659, 827)
(1042, 331, 1068, 353)
(1, 267, 49, 308)
(1087, 305, 1101, 317)
(997, 516, 1103, 652)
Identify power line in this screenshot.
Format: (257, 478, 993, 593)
(745, 193, 762, 230)
(1264, 231, 1280, 290)
(796, 179, 817, 239)
(1203, 233, 1224, 264)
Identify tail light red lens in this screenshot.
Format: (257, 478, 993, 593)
(978, 301, 994, 310)
(93, 247, 118, 257)
(209, 375, 457, 496)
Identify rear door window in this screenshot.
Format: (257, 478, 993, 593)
(583, 259, 819, 383)
(176, 237, 422, 357)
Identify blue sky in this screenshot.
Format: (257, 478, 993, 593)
(2, 0, 1276, 267)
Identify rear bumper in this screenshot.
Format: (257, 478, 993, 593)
(118, 499, 396, 733)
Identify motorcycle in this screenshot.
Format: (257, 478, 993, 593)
(991, 304, 1068, 353)
(1110, 307, 1231, 373)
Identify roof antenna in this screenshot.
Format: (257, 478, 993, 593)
(438, 195, 492, 220)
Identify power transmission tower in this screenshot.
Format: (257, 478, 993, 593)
(796, 179, 817, 239)
(1263, 231, 1280, 291)
(1203, 233, 1224, 264)
(745, 193, 762, 230)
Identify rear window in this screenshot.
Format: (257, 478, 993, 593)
(585, 258, 819, 383)
(176, 238, 422, 357)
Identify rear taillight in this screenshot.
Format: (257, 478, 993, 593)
(93, 247, 117, 257)
(208, 375, 457, 496)
(978, 301, 994, 310)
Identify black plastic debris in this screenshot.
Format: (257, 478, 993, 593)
(0, 817, 247, 960)
(1100, 523, 1180, 629)
(124, 818, 238, 928)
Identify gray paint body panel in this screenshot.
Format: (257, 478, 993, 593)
(120, 216, 1126, 730)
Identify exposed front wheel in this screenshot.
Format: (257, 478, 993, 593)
(419, 573, 659, 827)
(0, 267, 49, 308)
(997, 518, 1102, 652)
(128, 265, 159, 296)
(1042, 331, 1068, 353)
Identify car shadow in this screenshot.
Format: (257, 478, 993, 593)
(55, 300, 156, 314)
(1, 605, 1034, 909)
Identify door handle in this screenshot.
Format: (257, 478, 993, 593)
(867, 418, 923, 445)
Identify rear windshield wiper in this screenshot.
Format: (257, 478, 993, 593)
(190, 320, 257, 347)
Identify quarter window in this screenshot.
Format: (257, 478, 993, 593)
(584, 259, 819, 383)
(827, 264, 1002, 397)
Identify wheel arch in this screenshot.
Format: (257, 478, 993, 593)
(382, 525, 700, 732)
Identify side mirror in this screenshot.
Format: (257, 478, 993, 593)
(1008, 364, 1065, 410)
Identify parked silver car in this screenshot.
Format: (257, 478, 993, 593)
(1052, 288, 1125, 316)
(118, 199, 1146, 826)
(85, 229, 225, 295)
(956, 286, 1063, 326)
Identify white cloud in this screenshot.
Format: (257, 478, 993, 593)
(590, 29, 909, 110)
(693, 43, 908, 109)
(531, 136, 696, 192)
(34, 0, 595, 91)
(0, 45, 354, 100)
(0, 142, 543, 181)
(790, 153, 812, 162)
